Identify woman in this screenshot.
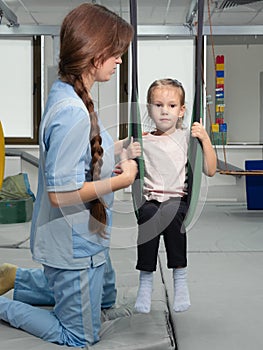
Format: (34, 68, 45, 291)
(0, 3, 140, 347)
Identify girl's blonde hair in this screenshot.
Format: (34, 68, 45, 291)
(147, 78, 185, 129)
(58, 3, 134, 234)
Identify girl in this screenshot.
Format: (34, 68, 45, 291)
(0, 3, 140, 347)
(134, 78, 216, 314)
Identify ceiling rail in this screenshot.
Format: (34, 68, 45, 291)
(1, 24, 263, 37)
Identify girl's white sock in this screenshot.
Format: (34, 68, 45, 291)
(134, 271, 153, 314)
(173, 267, 191, 312)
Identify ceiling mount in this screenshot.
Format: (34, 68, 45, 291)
(185, 0, 198, 29)
(0, 0, 19, 27)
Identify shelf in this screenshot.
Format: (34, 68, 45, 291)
(213, 144, 263, 149)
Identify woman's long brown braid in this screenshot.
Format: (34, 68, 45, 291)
(74, 76, 107, 237)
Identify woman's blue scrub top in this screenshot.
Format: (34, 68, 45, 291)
(30, 80, 115, 270)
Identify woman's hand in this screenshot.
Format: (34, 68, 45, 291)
(49, 152, 138, 208)
(114, 149, 138, 185)
(126, 136, 141, 159)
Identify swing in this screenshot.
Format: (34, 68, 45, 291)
(219, 170, 263, 176)
(216, 144, 263, 176)
(0, 121, 5, 190)
(129, 0, 206, 230)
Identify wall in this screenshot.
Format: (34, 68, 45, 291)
(205, 39, 263, 203)
(3, 36, 263, 204)
(206, 42, 263, 144)
(138, 39, 195, 130)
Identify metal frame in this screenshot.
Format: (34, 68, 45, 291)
(0, 25, 60, 36)
(1, 24, 263, 37)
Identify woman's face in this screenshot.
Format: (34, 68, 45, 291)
(81, 55, 122, 91)
(148, 86, 185, 135)
(94, 56, 122, 82)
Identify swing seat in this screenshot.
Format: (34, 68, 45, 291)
(245, 160, 263, 210)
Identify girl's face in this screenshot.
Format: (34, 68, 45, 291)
(94, 55, 122, 82)
(148, 86, 185, 135)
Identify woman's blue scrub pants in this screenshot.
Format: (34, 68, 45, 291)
(0, 253, 116, 347)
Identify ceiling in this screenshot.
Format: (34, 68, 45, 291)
(1, 0, 263, 29)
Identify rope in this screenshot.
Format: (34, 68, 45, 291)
(206, 0, 229, 170)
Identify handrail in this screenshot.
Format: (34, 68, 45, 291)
(5, 149, 39, 168)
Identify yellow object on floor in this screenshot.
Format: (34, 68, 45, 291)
(0, 121, 5, 190)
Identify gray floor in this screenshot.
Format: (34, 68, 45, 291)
(160, 202, 263, 350)
(0, 200, 263, 349)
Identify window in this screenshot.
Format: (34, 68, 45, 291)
(0, 36, 41, 144)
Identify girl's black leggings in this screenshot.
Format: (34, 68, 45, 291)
(136, 197, 188, 272)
